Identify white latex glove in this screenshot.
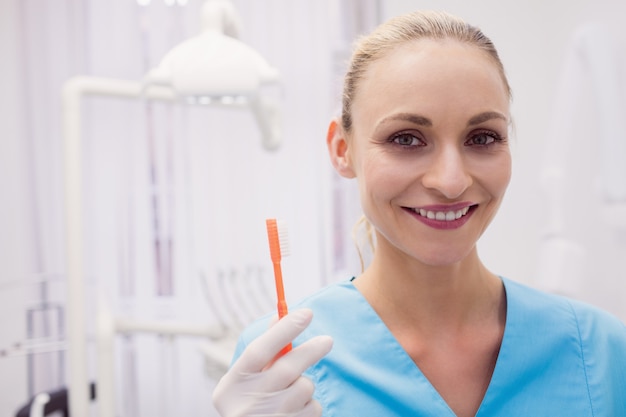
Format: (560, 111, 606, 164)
(212, 309, 333, 417)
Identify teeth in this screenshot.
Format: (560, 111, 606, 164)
(415, 206, 470, 221)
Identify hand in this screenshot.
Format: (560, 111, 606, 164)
(212, 309, 333, 417)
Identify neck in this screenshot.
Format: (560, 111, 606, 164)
(354, 245, 504, 333)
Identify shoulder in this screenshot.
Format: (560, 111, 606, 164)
(291, 279, 359, 313)
(566, 296, 626, 352)
(478, 278, 626, 415)
(503, 276, 626, 337)
(504, 280, 626, 390)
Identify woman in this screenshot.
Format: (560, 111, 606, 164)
(212, 11, 626, 417)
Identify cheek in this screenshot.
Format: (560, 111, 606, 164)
(481, 153, 512, 198)
(358, 154, 406, 196)
(497, 154, 512, 192)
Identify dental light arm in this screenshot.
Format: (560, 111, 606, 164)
(201, 0, 243, 39)
(62, 76, 179, 417)
(250, 95, 282, 151)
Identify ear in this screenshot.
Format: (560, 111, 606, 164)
(326, 118, 356, 179)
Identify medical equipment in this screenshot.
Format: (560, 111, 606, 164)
(26, 392, 49, 417)
(14, 384, 97, 417)
(61, 1, 282, 416)
(265, 218, 291, 355)
(196, 264, 276, 379)
(143, 0, 281, 150)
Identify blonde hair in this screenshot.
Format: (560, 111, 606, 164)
(341, 10, 511, 133)
(352, 215, 375, 273)
(342, 11, 512, 270)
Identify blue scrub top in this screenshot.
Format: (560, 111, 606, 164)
(234, 277, 626, 416)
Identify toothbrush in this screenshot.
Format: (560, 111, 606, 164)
(265, 218, 292, 355)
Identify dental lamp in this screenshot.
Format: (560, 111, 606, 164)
(63, 1, 281, 416)
(143, 0, 282, 150)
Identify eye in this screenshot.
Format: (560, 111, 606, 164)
(390, 132, 425, 147)
(466, 131, 503, 147)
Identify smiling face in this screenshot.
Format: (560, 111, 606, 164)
(329, 38, 511, 267)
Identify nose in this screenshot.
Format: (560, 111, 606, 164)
(421, 145, 473, 199)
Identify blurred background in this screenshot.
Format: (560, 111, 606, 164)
(1, 0, 625, 416)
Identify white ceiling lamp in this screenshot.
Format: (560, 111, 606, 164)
(144, 0, 282, 150)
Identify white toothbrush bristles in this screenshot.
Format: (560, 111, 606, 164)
(276, 219, 290, 258)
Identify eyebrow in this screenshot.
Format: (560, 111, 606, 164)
(379, 111, 508, 128)
(467, 111, 508, 126)
(379, 113, 432, 127)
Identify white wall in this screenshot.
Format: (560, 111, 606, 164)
(382, 0, 626, 320)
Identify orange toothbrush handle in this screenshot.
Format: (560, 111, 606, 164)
(272, 263, 291, 355)
(266, 219, 292, 356)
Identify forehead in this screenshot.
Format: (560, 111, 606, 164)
(352, 38, 509, 123)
